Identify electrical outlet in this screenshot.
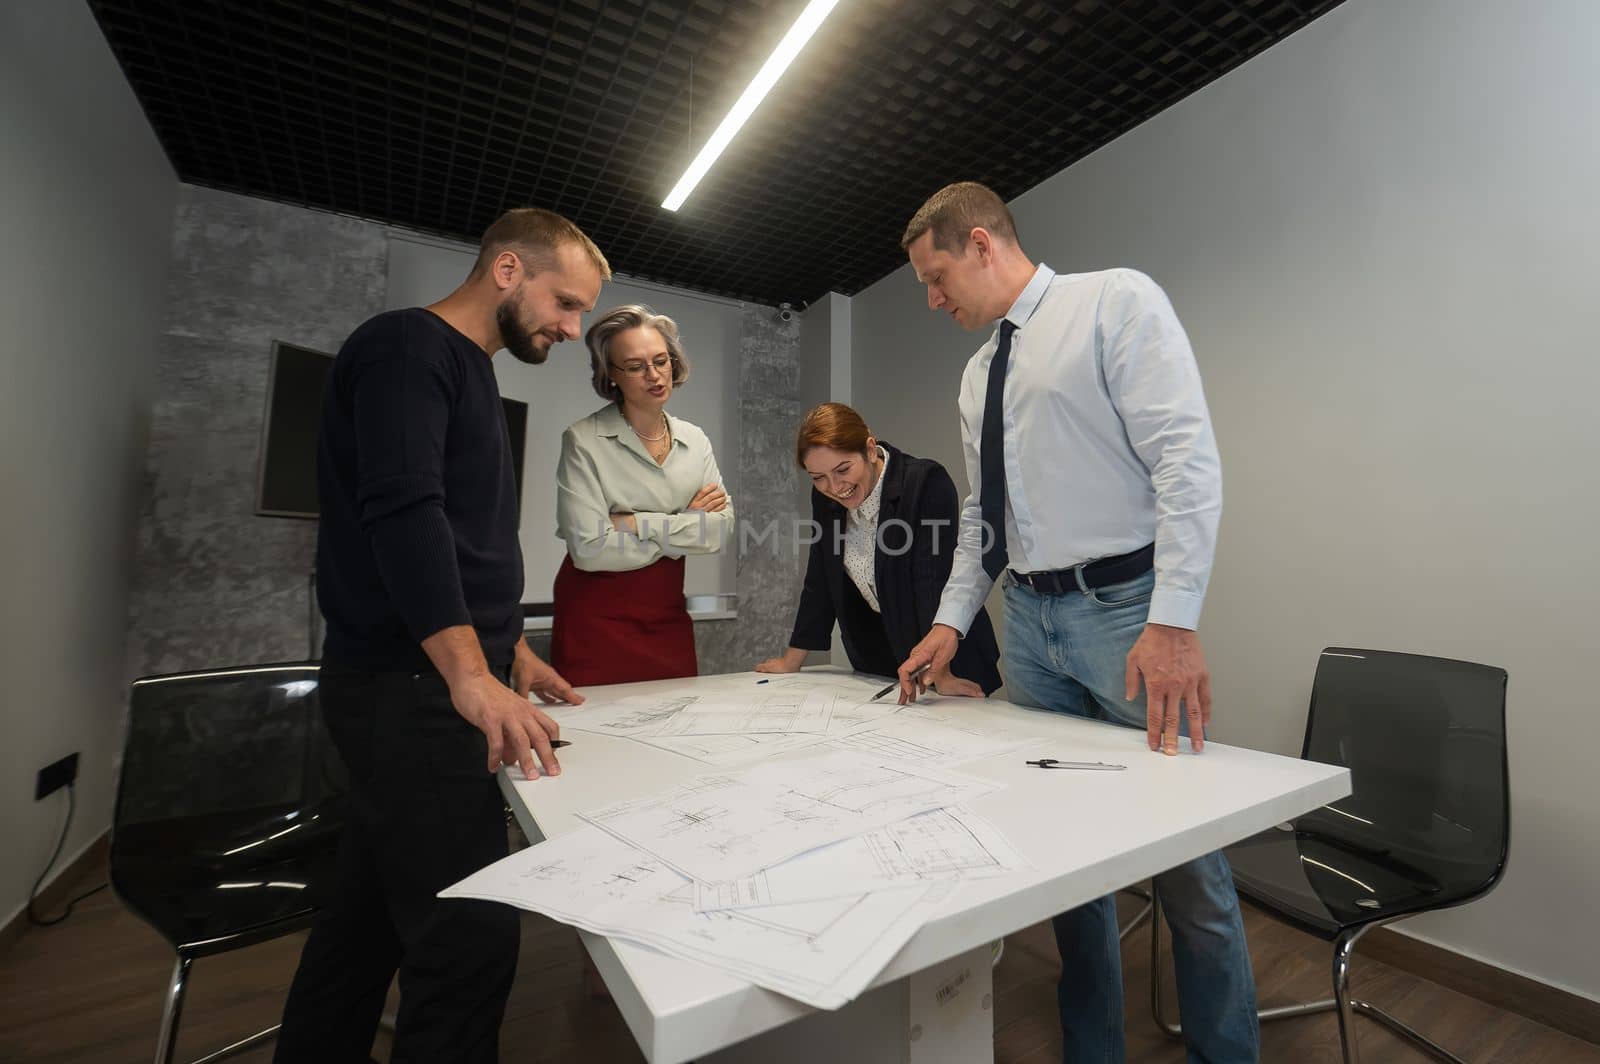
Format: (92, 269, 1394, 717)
(35, 752, 79, 801)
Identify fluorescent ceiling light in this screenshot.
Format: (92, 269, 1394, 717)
(662, 0, 841, 212)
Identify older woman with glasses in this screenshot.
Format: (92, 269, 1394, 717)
(551, 304, 733, 687)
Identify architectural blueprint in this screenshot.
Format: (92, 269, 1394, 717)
(651, 686, 839, 736)
(546, 673, 1001, 766)
(820, 707, 1043, 766)
(439, 822, 947, 1010)
(551, 692, 698, 737)
(470, 674, 1044, 1010)
(631, 728, 836, 767)
(693, 806, 1027, 911)
(576, 750, 1000, 882)
(552, 685, 847, 743)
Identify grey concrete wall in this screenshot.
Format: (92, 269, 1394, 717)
(796, 296, 834, 512)
(126, 185, 389, 676)
(125, 186, 799, 682)
(696, 306, 804, 672)
(0, 0, 178, 928)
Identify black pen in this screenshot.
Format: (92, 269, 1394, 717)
(1026, 758, 1124, 771)
(871, 664, 930, 702)
(550, 739, 572, 749)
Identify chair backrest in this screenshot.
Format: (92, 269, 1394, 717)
(1300, 647, 1509, 896)
(117, 663, 343, 829)
(112, 662, 347, 937)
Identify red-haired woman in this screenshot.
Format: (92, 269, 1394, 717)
(756, 402, 1001, 695)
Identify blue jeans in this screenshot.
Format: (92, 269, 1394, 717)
(1002, 570, 1259, 1064)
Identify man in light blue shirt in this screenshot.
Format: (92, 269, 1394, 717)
(896, 182, 1257, 1063)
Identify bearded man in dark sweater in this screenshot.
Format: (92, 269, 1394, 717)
(275, 208, 608, 1064)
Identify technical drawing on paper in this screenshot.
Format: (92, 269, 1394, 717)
(684, 673, 899, 735)
(440, 822, 943, 1010)
(651, 687, 840, 737)
(697, 672, 886, 701)
(862, 807, 1019, 878)
(633, 728, 835, 767)
(553, 694, 697, 737)
(577, 750, 998, 882)
(695, 806, 1027, 911)
(822, 709, 1041, 766)
(551, 685, 860, 746)
(781, 759, 972, 817)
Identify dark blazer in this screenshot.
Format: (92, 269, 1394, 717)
(789, 441, 1003, 694)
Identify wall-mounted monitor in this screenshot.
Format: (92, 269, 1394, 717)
(255, 340, 527, 519)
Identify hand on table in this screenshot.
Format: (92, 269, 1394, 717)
(513, 640, 584, 706)
(755, 647, 807, 674)
(929, 669, 984, 699)
(1125, 623, 1212, 755)
(450, 672, 565, 779)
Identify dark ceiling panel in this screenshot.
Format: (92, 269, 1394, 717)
(89, 0, 1346, 305)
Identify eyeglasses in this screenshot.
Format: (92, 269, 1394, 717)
(612, 355, 673, 378)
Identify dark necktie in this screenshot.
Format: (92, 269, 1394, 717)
(980, 320, 1017, 581)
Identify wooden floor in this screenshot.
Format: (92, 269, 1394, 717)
(2, 865, 1595, 1064)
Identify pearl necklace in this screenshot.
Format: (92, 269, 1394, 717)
(631, 412, 669, 443)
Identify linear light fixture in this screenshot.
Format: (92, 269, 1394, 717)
(662, 0, 842, 212)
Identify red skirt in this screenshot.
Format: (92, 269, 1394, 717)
(550, 555, 698, 688)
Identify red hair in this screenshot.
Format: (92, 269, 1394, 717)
(795, 402, 872, 466)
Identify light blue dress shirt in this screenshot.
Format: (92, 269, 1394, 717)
(933, 264, 1222, 634)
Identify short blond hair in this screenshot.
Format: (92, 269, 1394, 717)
(900, 182, 1018, 254)
(473, 207, 611, 279)
(585, 304, 690, 402)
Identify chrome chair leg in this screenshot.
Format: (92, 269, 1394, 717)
(189, 1025, 281, 1064)
(1149, 896, 1466, 1063)
(1332, 927, 1369, 1064)
(155, 955, 192, 1064)
(1351, 1000, 1469, 1064)
(185, 1006, 394, 1064)
(154, 948, 320, 1064)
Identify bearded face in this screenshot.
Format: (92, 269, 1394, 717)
(496, 286, 551, 365)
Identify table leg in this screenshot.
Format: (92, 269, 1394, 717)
(700, 945, 994, 1064)
(908, 944, 995, 1064)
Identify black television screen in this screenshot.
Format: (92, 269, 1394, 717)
(255, 340, 528, 519)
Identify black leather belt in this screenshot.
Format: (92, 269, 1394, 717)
(1009, 543, 1155, 595)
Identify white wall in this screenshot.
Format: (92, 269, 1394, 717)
(385, 234, 742, 602)
(0, 1, 177, 924)
(796, 294, 837, 419)
(853, 0, 1600, 1000)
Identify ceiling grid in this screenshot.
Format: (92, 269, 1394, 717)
(89, 0, 1344, 305)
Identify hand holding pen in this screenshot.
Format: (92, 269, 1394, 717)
(896, 625, 962, 704)
(872, 664, 929, 702)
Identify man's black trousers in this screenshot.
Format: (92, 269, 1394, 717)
(275, 667, 517, 1064)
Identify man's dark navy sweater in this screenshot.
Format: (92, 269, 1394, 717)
(316, 308, 523, 672)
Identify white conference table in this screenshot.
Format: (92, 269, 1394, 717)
(497, 671, 1349, 1064)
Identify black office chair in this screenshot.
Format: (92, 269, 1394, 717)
(1150, 647, 1509, 1064)
(113, 663, 347, 1064)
